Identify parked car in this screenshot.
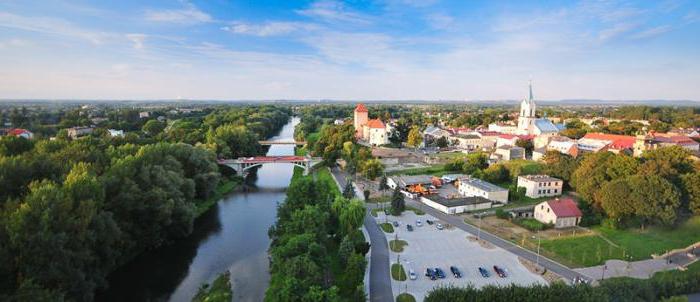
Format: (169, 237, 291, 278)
(425, 268, 436, 280)
(478, 267, 490, 278)
(450, 266, 462, 278)
(441, 176, 454, 183)
(409, 268, 417, 280)
(407, 224, 414, 231)
(434, 267, 446, 279)
(436, 223, 444, 230)
(392, 221, 399, 227)
(493, 265, 507, 278)
(426, 219, 434, 225)
(416, 220, 422, 227)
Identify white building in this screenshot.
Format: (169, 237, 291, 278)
(108, 129, 125, 137)
(494, 145, 525, 161)
(517, 175, 563, 198)
(354, 104, 389, 146)
(457, 177, 509, 203)
(534, 198, 582, 229)
(516, 82, 561, 136)
(420, 195, 495, 214)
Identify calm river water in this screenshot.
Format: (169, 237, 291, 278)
(97, 117, 299, 302)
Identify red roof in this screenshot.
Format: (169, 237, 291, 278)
(546, 198, 582, 218)
(367, 119, 385, 129)
(354, 103, 368, 112)
(583, 133, 635, 149)
(8, 128, 31, 136)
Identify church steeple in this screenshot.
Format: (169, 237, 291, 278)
(528, 80, 534, 102)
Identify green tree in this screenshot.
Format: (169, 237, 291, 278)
(0, 136, 34, 156)
(681, 172, 700, 215)
(436, 136, 449, 148)
(339, 199, 366, 236)
(571, 152, 615, 206)
(207, 124, 260, 158)
(360, 158, 384, 180)
(343, 180, 355, 199)
(391, 187, 405, 215)
(542, 151, 578, 184)
(142, 119, 165, 136)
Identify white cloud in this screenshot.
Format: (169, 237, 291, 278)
(425, 13, 454, 30)
(126, 33, 147, 49)
(297, 0, 372, 24)
(684, 11, 700, 24)
(599, 23, 639, 42)
(221, 22, 316, 37)
(144, 2, 211, 24)
(0, 11, 107, 44)
(631, 25, 672, 39)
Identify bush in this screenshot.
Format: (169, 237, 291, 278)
(514, 218, 550, 231)
(495, 208, 510, 219)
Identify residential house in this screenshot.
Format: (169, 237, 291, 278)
(517, 175, 563, 198)
(534, 198, 582, 228)
(108, 129, 125, 137)
(494, 145, 525, 161)
(66, 126, 94, 139)
(7, 128, 33, 139)
(577, 133, 635, 154)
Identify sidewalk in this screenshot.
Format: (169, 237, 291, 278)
(576, 245, 699, 280)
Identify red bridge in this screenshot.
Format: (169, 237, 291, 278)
(218, 156, 321, 175)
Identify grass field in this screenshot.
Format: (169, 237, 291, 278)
(390, 240, 408, 253)
(391, 263, 407, 281)
(380, 223, 395, 233)
(540, 217, 700, 267)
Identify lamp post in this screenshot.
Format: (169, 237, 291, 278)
(477, 213, 482, 241)
(536, 230, 541, 267)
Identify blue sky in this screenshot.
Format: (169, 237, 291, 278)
(0, 0, 699, 100)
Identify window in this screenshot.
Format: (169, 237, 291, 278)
(547, 189, 551, 194)
(547, 208, 550, 213)
(554, 189, 558, 193)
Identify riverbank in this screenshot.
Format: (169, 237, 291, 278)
(195, 177, 244, 217)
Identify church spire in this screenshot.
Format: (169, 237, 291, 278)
(528, 80, 534, 102)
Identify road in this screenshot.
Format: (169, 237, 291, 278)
(330, 168, 393, 302)
(400, 198, 588, 282)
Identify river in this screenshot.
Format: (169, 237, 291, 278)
(97, 117, 299, 302)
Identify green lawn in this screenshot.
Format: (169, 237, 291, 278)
(540, 217, 700, 267)
(396, 293, 416, 302)
(390, 240, 408, 252)
(380, 223, 395, 233)
(391, 263, 407, 281)
(540, 234, 626, 267)
(371, 208, 385, 217)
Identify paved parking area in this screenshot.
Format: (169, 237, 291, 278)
(376, 211, 546, 301)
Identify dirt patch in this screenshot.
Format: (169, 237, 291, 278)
(518, 257, 566, 284)
(467, 235, 495, 249)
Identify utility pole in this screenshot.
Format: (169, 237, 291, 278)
(536, 230, 541, 267)
(477, 213, 482, 241)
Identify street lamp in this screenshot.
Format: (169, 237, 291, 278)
(536, 230, 541, 267)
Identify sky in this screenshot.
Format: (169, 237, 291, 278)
(0, 0, 699, 101)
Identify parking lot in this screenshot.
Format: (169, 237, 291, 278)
(376, 210, 546, 301)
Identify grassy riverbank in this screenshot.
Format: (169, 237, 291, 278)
(195, 177, 243, 217)
(192, 271, 233, 302)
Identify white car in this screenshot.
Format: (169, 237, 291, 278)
(436, 223, 444, 230)
(409, 269, 417, 280)
(416, 220, 422, 227)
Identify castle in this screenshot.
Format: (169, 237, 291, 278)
(353, 104, 389, 146)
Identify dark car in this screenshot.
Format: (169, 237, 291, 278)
(478, 267, 490, 278)
(434, 267, 446, 279)
(392, 221, 399, 227)
(426, 219, 434, 225)
(425, 268, 437, 280)
(407, 224, 414, 232)
(493, 265, 507, 278)
(450, 266, 462, 278)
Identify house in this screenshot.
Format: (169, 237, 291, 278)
(333, 119, 345, 125)
(66, 126, 94, 139)
(546, 136, 579, 157)
(450, 134, 482, 151)
(424, 126, 451, 142)
(517, 175, 563, 198)
(532, 148, 547, 161)
(494, 145, 525, 161)
(633, 132, 700, 157)
(108, 129, 125, 137)
(578, 133, 635, 154)
(457, 177, 509, 203)
(496, 134, 533, 148)
(488, 122, 518, 134)
(353, 104, 389, 146)
(139, 111, 150, 119)
(7, 128, 33, 139)
(534, 198, 582, 228)
(420, 195, 495, 214)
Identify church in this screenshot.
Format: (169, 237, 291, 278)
(353, 103, 389, 146)
(516, 82, 561, 136)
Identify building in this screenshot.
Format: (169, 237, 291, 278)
(578, 133, 635, 154)
(534, 198, 582, 228)
(488, 122, 518, 134)
(516, 81, 561, 136)
(108, 129, 125, 137)
(517, 175, 563, 198)
(353, 104, 389, 146)
(457, 177, 509, 203)
(450, 133, 482, 151)
(66, 126, 94, 139)
(494, 145, 525, 161)
(139, 111, 150, 119)
(387, 175, 434, 190)
(496, 134, 534, 148)
(420, 195, 495, 214)
(546, 136, 579, 157)
(633, 132, 700, 157)
(7, 128, 33, 139)
(424, 126, 451, 146)
(532, 148, 547, 161)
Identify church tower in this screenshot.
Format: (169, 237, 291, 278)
(518, 81, 537, 133)
(354, 103, 369, 138)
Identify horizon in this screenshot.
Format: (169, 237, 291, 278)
(1, 1, 699, 100)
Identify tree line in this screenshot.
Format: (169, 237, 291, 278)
(0, 106, 291, 301)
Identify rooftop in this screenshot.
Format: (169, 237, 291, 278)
(459, 177, 507, 192)
(545, 198, 582, 218)
(519, 174, 562, 183)
(425, 195, 493, 207)
(393, 175, 433, 186)
(354, 103, 368, 113)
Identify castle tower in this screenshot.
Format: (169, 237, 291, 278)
(354, 103, 369, 139)
(518, 81, 537, 133)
